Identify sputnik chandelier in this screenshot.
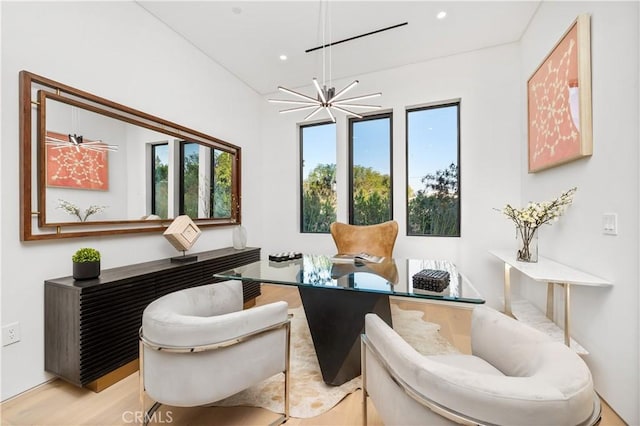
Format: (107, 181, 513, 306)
(268, 1, 382, 122)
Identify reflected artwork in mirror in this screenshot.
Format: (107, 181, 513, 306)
(20, 70, 242, 240)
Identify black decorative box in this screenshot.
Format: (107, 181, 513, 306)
(268, 252, 302, 262)
(412, 269, 450, 292)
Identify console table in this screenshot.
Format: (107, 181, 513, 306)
(44, 247, 260, 391)
(489, 249, 612, 354)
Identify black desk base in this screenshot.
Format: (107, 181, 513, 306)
(298, 286, 392, 386)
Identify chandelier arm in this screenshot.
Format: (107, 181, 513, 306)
(327, 80, 358, 103)
(331, 105, 363, 118)
(277, 86, 320, 103)
(304, 106, 324, 121)
(325, 107, 336, 123)
(279, 105, 322, 114)
(268, 99, 319, 105)
(312, 78, 327, 104)
(332, 93, 382, 104)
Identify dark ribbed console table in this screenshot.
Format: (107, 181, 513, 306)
(44, 247, 260, 391)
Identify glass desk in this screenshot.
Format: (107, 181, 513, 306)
(214, 255, 484, 385)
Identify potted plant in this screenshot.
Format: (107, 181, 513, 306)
(72, 247, 101, 280)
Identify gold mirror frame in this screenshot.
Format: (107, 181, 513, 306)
(19, 70, 242, 241)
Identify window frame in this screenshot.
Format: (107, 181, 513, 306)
(405, 100, 461, 237)
(299, 120, 337, 234)
(348, 111, 394, 225)
(150, 142, 169, 217)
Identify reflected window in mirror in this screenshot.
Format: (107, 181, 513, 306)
(178, 142, 232, 219)
(151, 143, 169, 219)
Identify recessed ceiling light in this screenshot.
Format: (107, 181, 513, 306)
(279, 54, 288, 61)
(437, 11, 447, 20)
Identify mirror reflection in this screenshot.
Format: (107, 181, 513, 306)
(20, 70, 241, 240)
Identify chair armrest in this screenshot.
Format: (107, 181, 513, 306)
(143, 300, 288, 347)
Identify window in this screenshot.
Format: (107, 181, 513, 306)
(151, 143, 169, 218)
(349, 113, 393, 225)
(178, 142, 233, 219)
(406, 102, 460, 236)
(300, 122, 337, 233)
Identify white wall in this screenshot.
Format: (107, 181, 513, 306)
(520, 2, 639, 423)
(0, 1, 263, 400)
(259, 43, 522, 309)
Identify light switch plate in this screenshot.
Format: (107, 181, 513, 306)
(602, 213, 618, 235)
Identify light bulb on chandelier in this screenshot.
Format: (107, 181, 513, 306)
(268, 1, 382, 123)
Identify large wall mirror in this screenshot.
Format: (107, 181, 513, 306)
(20, 70, 242, 240)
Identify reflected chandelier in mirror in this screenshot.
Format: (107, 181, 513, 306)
(19, 70, 242, 241)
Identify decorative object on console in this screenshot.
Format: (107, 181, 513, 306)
(232, 224, 247, 249)
(267, 1, 382, 123)
(527, 14, 592, 172)
(497, 187, 577, 262)
(72, 247, 101, 280)
(163, 215, 202, 263)
(57, 199, 107, 222)
(269, 252, 303, 262)
(412, 269, 450, 293)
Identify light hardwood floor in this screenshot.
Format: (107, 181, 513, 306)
(1, 285, 626, 426)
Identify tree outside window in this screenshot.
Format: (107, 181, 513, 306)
(406, 103, 460, 236)
(349, 113, 393, 226)
(300, 122, 336, 233)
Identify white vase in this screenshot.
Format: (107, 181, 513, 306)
(232, 225, 247, 249)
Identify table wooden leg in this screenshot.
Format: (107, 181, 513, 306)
(563, 283, 571, 347)
(546, 282, 555, 320)
(503, 263, 513, 317)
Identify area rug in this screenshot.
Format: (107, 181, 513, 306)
(213, 304, 459, 418)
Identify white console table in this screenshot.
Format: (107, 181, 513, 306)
(489, 250, 612, 354)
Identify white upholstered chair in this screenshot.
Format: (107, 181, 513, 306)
(361, 305, 601, 426)
(139, 280, 290, 425)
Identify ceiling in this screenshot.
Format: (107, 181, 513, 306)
(137, 1, 541, 96)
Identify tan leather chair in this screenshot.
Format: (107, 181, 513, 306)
(329, 220, 398, 259)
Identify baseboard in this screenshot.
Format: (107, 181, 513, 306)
(85, 359, 139, 392)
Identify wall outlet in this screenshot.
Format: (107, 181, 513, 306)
(2, 322, 21, 346)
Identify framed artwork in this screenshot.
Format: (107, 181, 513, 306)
(527, 14, 592, 173)
(46, 131, 109, 190)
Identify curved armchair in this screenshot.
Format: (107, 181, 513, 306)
(139, 280, 290, 425)
(361, 306, 601, 426)
(330, 220, 398, 258)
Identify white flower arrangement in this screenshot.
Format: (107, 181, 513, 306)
(497, 187, 577, 261)
(57, 199, 107, 222)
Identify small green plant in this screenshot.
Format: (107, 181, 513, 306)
(72, 248, 101, 263)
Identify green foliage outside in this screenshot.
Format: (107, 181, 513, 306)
(301, 163, 393, 231)
(302, 161, 458, 235)
(352, 165, 391, 225)
(408, 163, 459, 236)
(182, 149, 200, 218)
(154, 154, 168, 219)
(212, 151, 232, 218)
(302, 163, 336, 233)
(182, 147, 232, 219)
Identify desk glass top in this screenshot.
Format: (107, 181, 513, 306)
(214, 255, 484, 304)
